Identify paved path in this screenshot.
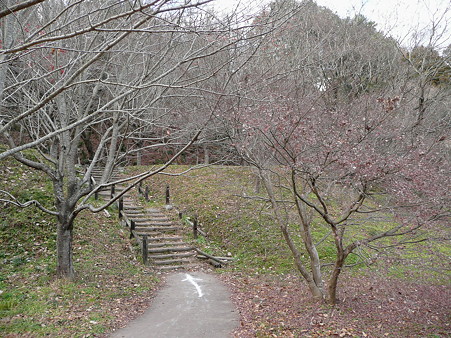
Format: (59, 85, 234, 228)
(109, 271, 239, 338)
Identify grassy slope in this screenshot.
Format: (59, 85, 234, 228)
(1, 161, 449, 336)
(128, 165, 449, 282)
(127, 165, 296, 273)
(0, 158, 160, 337)
(127, 164, 450, 336)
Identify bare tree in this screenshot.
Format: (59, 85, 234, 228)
(0, 0, 275, 278)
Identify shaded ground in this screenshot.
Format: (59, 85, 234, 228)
(219, 271, 450, 337)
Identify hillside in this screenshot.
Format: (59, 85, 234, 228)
(128, 165, 449, 281)
(1, 0, 449, 336)
(127, 164, 451, 337)
(1, 162, 449, 337)
(0, 159, 161, 336)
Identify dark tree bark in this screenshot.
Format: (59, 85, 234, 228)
(56, 224, 74, 279)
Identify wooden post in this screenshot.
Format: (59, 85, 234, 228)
(111, 184, 115, 199)
(118, 197, 123, 219)
(130, 220, 135, 239)
(144, 186, 149, 201)
(138, 181, 142, 194)
(165, 185, 170, 205)
(94, 190, 98, 200)
(142, 235, 148, 265)
(193, 215, 198, 239)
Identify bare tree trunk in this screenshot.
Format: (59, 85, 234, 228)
(261, 169, 325, 301)
(0, 0, 13, 100)
(136, 141, 142, 166)
(255, 175, 261, 193)
(56, 220, 75, 279)
(203, 144, 209, 164)
(328, 253, 345, 305)
(327, 225, 346, 305)
(279, 224, 325, 300)
(102, 112, 121, 182)
(416, 85, 426, 127)
(53, 173, 76, 279)
(81, 129, 95, 164)
(292, 171, 324, 293)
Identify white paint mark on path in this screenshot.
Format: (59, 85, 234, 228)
(182, 274, 203, 298)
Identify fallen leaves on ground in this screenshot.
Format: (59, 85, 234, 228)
(219, 271, 450, 337)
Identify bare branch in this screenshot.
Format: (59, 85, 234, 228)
(0, 190, 58, 215)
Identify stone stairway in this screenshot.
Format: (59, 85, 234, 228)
(90, 168, 124, 199)
(122, 206, 197, 271)
(90, 168, 197, 271)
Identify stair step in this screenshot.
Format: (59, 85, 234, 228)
(124, 209, 142, 217)
(147, 212, 167, 216)
(147, 236, 184, 242)
(124, 213, 147, 218)
(148, 246, 194, 253)
(134, 220, 172, 224)
(127, 215, 150, 219)
(94, 182, 122, 187)
(130, 215, 170, 220)
(145, 215, 169, 220)
(144, 214, 168, 219)
(97, 191, 125, 197)
(90, 171, 121, 177)
(100, 183, 197, 270)
(150, 252, 194, 259)
(135, 221, 173, 226)
(135, 226, 181, 233)
(145, 210, 166, 214)
(146, 208, 162, 213)
(123, 206, 140, 210)
(147, 241, 185, 248)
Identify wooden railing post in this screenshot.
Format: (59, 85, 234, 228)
(142, 235, 148, 265)
(138, 181, 142, 194)
(130, 220, 135, 239)
(193, 215, 198, 239)
(144, 186, 149, 201)
(118, 197, 123, 219)
(165, 185, 170, 205)
(111, 184, 115, 199)
(94, 189, 98, 200)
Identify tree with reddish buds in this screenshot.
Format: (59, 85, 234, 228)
(229, 0, 449, 304)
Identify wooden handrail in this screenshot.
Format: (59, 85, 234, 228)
(129, 181, 233, 267)
(195, 249, 229, 266)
